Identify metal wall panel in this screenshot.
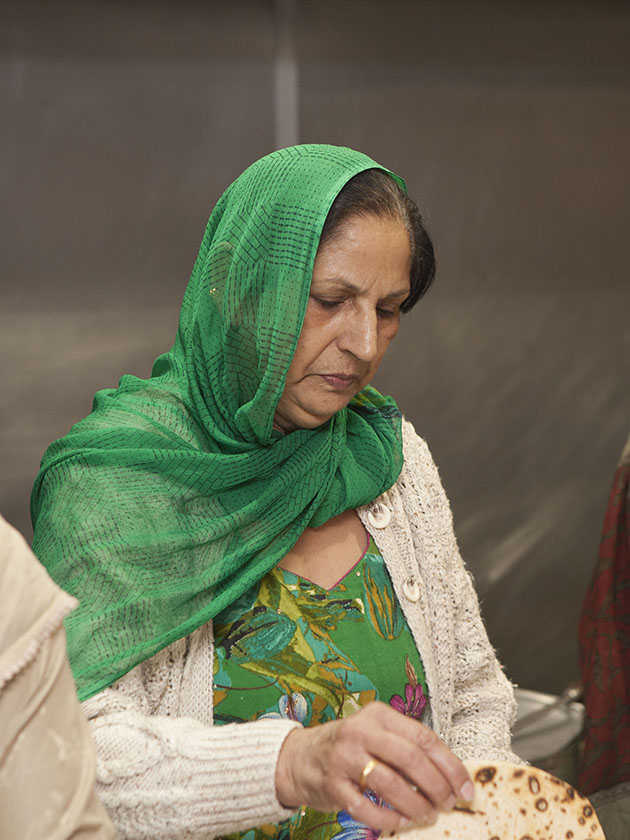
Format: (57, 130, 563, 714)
(2, 0, 629, 695)
(298, 0, 630, 693)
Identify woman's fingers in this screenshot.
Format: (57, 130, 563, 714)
(349, 757, 440, 828)
(276, 701, 473, 828)
(401, 717, 474, 802)
(339, 779, 434, 835)
(336, 702, 472, 806)
(364, 725, 471, 809)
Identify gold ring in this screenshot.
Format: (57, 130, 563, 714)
(359, 758, 379, 792)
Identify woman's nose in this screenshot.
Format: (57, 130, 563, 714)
(338, 309, 378, 361)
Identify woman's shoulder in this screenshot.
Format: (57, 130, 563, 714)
(393, 417, 454, 523)
(400, 417, 442, 485)
(400, 416, 430, 458)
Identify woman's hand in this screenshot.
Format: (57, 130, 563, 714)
(275, 701, 474, 834)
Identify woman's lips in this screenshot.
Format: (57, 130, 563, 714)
(318, 373, 359, 391)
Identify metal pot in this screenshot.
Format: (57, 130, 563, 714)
(511, 686, 585, 785)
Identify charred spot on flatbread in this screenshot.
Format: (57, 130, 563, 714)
(474, 766, 497, 785)
(535, 797, 548, 811)
(528, 775, 541, 794)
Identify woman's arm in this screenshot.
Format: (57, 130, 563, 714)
(82, 626, 300, 840)
(85, 621, 472, 839)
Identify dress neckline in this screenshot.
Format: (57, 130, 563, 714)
(274, 529, 372, 592)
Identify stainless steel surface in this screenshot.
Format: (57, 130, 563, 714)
(591, 782, 630, 840)
(512, 680, 583, 735)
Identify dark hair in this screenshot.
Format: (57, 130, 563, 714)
(319, 169, 435, 312)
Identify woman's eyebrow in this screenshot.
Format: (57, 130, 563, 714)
(381, 288, 411, 300)
(315, 278, 409, 299)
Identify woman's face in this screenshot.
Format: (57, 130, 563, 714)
(273, 213, 411, 433)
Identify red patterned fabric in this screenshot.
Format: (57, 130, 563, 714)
(578, 434, 630, 793)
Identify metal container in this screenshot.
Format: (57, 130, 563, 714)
(511, 687, 585, 785)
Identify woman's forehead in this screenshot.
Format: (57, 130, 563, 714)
(312, 216, 411, 286)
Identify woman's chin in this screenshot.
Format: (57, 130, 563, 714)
(273, 395, 354, 433)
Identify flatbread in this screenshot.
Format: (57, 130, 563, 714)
(395, 760, 605, 840)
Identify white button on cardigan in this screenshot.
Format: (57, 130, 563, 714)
(403, 577, 420, 602)
(367, 502, 391, 529)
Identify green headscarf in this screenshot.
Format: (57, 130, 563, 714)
(31, 145, 405, 700)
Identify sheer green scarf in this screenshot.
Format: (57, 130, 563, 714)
(31, 145, 405, 700)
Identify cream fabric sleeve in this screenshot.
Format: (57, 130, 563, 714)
(0, 515, 116, 840)
(82, 624, 301, 840)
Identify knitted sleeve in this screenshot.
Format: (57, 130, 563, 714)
(400, 421, 521, 763)
(82, 625, 300, 840)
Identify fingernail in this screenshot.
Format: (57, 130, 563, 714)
(460, 781, 474, 801)
(398, 817, 410, 828)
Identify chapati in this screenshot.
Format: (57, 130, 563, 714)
(394, 759, 605, 840)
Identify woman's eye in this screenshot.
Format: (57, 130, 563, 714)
(311, 296, 399, 319)
(313, 297, 343, 309)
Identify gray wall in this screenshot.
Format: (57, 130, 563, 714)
(2, 0, 629, 695)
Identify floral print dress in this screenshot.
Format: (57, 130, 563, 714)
(213, 533, 429, 840)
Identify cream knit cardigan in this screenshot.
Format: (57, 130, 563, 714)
(83, 420, 519, 839)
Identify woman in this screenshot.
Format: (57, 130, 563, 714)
(31, 144, 518, 840)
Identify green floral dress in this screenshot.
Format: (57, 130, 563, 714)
(213, 534, 429, 840)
